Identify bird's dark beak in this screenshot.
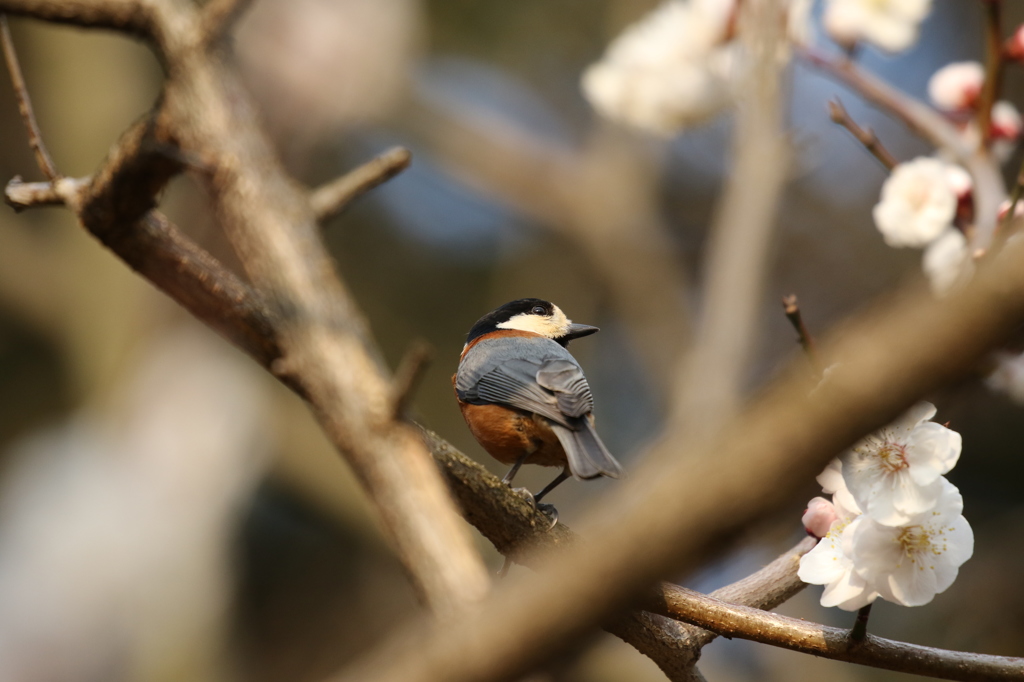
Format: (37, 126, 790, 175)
(562, 323, 600, 341)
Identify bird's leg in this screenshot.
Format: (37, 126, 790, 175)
(501, 452, 530, 486)
(534, 469, 571, 503)
(531, 469, 571, 529)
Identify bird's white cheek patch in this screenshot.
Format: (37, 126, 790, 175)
(497, 308, 571, 338)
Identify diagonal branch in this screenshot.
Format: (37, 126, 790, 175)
(827, 98, 898, 171)
(310, 146, 411, 222)
(145, 1, 491, 616)
(0, 0, 157, 38)
(1, 14, 58, 180)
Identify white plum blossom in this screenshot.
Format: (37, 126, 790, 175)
(986, 351, 1024, 404)
(816, 458, 862, 520)
(927, 61, 984, 112)
(823, 0, 932, 53)
(849, 479, 974, 607)
(581, 0, 738, 135)
(872, 157, 958, 248)
(840, 402, 961, 526)
(923, 228, 973, 297)
(799, 516, 879, 610)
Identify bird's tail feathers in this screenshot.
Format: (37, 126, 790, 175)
(551, 421, 623, 480)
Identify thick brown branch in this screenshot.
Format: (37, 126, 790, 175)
(0, 15, 58, 180)
(80, 115, 183, 237)
(827, 98, 898, 171)
(3, 174, 285, 375)
(310, 146, 412, 223)
(652, 587, 1024, 681)
(150, 3, 489, 615)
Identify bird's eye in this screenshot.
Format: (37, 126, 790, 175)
(532, 306, 547, 315)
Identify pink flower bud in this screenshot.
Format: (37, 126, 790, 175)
(927, 62, 984, 112)
(1005, 25, 1024, 62)
(803, 497, 838, 539)
(991, 101, 1023, 141)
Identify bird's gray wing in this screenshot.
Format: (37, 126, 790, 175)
(536, 360, 593, 418)
(473, 359, 575, 428)
(456, 337, 591, 428)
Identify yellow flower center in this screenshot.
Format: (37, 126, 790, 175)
(876, 442, 908, 472)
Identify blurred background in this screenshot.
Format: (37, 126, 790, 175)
(0, 1, 1022, 681)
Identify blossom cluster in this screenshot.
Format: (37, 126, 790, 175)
(580, 0, 809, 136)
(871, 60, 1022, 296)
(798, 402, 974, 610)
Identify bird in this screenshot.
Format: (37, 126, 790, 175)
(453, 298, 623, 515)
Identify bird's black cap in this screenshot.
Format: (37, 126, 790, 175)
(465, 299, 554, 345)
(464, 299, 599, 347)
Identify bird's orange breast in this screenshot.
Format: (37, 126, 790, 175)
(452, 376, 567, 468)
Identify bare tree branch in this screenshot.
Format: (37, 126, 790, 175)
(311, 145, 412, 222)
(827, 98, 898, 171)
(651, 586, 1024, 681)
(0, 0, 491, 618)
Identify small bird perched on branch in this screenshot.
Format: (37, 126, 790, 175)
(453, 299, 622, 518)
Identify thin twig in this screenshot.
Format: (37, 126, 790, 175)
(849, 603, 871, 643)
(827, 98, 898, 170)
(310, 146, 412, 222)
(782, 294, 821, 372)
(978, 0, 1003, 144)
(391, 340, 432, 419)
(4, 175, 87, 210)
(0, 15, 58, 180)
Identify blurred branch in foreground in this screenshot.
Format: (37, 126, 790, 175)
(0, 0, 489, 618)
